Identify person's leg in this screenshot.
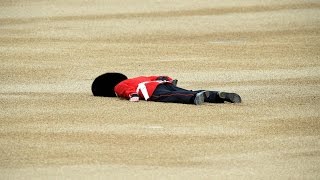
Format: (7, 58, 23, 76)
(149, 84, 206, 105)
(150, 84, 242, 104)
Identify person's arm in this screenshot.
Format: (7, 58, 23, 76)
(114, 81, 139, 101)
(155, 76, 178, 86)
(155, 76, 173, 81)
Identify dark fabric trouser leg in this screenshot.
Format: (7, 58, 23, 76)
(149, 84, 200, 104)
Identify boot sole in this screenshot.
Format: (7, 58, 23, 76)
(194, 91, 208, 105)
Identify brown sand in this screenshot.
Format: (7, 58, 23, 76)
(1, 0, 320, 179)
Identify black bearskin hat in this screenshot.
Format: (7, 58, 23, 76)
(91, 72, 128, 97)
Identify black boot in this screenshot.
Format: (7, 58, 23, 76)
(218, 92, 242, 103)
(204, 91, 225, 103)
(194, 91, 207, 105)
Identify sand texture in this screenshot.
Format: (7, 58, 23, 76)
(1, 0, 320, 179)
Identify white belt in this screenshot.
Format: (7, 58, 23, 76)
(136, 80, 168, 100)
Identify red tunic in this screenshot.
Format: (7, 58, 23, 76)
(114, 76, 173, 100)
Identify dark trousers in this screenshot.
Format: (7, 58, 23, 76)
(149, 84, 223, 104)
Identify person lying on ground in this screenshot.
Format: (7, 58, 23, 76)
(91, 72, 242, 105)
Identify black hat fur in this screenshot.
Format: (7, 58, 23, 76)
(91, 72, 128, 97)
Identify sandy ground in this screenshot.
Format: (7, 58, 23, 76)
(1, 0, 320, 179)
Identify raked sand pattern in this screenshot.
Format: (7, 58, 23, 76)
(1, 0, 320, 179)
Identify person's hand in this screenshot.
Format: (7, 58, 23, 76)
(129, 93, 139, 102)
(156, 76, 170, 81)
(171, 79, 178, 86)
